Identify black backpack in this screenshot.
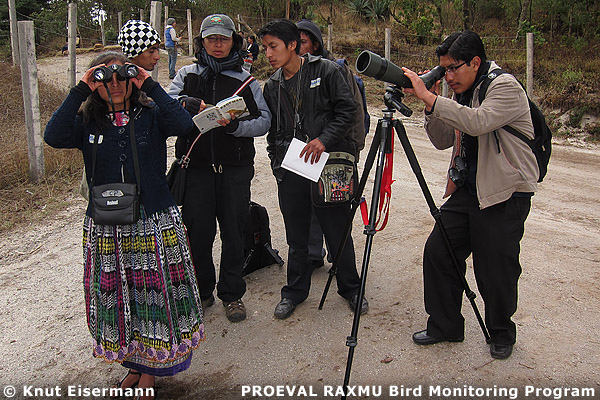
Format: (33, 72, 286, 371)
(478, 69, 552, 182)
(336, 58, 371, 137)
(242, 201, 284, 276)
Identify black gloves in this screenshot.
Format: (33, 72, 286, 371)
(179, 96, 203, 115)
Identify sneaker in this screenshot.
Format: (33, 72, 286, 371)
(223, 299, 246, 322)
(201, 294, 215, 310)
(348, 294, 369, 315)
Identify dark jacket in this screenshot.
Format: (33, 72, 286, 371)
(44, 79, 194, 217)
(248, 42, 259, 61)
(262, 54, 356, 181)
(168, 64, 271, 169)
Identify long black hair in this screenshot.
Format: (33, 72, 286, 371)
(81, 51, 145, 128)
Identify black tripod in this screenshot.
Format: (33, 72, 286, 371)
(318, 87, 490, 399)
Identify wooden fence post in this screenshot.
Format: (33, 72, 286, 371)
(187, 9, 193, 56)
(526, 32, 534, 96)
(140, 9, 145, 21)
(327, 24, 332, 53)
(18, 21, 44, 184)
(164, 6, 169, 44)
(384, 28, 391, 60)
(8, 0, 19, 66)
(118, 11, 123, 32)
(150, 1, 162, 81)
(100, 16, 106, 46)
(68, 3, 77, 89)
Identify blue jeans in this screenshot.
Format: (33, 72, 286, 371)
(166, 46, 177, 78)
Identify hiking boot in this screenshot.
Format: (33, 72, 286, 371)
(223, 299, 246, 322)
(348, 294, 369, 315)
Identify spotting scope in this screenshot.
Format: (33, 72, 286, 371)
(356, 50, 446, 89)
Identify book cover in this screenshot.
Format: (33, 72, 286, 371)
(192, 95, 249, 135)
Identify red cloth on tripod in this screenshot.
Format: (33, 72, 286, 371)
(360, 137, 395, 231)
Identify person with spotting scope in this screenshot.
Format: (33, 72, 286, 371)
(401, 30, 538, 359)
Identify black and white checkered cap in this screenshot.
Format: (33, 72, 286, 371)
(118, 20, 161, 59)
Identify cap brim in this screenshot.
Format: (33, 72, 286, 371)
(201, 27, 234, 38)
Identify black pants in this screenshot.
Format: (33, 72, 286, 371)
(182, 165, 253, 303)
(423, 187, 531, 345)
(277, 172, 361, 304)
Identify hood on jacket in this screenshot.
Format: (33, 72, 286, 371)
(296, 19, 327, 57)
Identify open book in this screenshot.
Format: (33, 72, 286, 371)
(192, 95, 249, 135)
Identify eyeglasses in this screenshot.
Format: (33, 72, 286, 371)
(205, 36, 233, 44)
(445, 61, 467, 74)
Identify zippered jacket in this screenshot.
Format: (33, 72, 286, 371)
(168, 64, 271, 168)
(424, 61, 538, 209)
(262, 54, 356, 181)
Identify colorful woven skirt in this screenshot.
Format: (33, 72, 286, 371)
(82, 206, 204, 376)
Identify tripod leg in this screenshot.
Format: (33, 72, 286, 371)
(341, 116, 394, 400)
(392, 119, 491, 343)
(318, 124, 382, 310)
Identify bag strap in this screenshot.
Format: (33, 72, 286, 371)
(91, 109, 141, 195)
(478, 68, 534, 146)
(180, 75, 255, 167)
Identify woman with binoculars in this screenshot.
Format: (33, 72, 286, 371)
(44, 51, 204, 400)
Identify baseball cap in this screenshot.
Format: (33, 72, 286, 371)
(167, 18, 175, 25)
(118, 20, 161, 59)
(200, 14, 235, 38)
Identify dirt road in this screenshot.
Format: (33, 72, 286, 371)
(0, 52, 599, 399)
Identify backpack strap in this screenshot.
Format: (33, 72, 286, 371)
(478, 68, 533, 144)
(477, 68, 506, 105)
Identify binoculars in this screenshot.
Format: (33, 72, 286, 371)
(356, 50, 446, 89)
(93, 64, 139, 83)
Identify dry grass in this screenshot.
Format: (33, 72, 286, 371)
(0, 62, 81, 232)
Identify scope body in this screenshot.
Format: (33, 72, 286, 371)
(356, 50, 445, 90)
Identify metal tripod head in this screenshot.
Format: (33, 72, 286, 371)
(383, 85, 413, 117)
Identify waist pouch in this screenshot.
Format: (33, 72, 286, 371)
(311, 151, 357, 207)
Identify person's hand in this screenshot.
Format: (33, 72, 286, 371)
(299, 138, 326, 164)
(80, 65, 104, 92)
(401, 67, 438, 111)
(217, 111, 236, 127)
(180, 97, 205, 115)
(130, 66, 150, 89)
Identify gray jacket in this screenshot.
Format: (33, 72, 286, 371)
(425, 61, 538, 209)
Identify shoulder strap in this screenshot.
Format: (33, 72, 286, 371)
(478, 69, 535, 147)
(90, 111, 141, 195)
(477, 68, 506, 105)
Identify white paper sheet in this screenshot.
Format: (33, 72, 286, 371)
(281, 138, 329, 182)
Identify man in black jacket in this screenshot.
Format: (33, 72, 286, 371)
(258, 19, 368, 319)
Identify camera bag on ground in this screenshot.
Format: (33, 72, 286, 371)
(90, 112, 141, 226)
(242, 201, 284, 276)
(311, 151, 358, 207)
(478, 68, 552, 182)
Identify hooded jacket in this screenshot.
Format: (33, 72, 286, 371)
(296, 20, 367, 152)
(424, 61, 538, 209)
(262, 54, 356, 181)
